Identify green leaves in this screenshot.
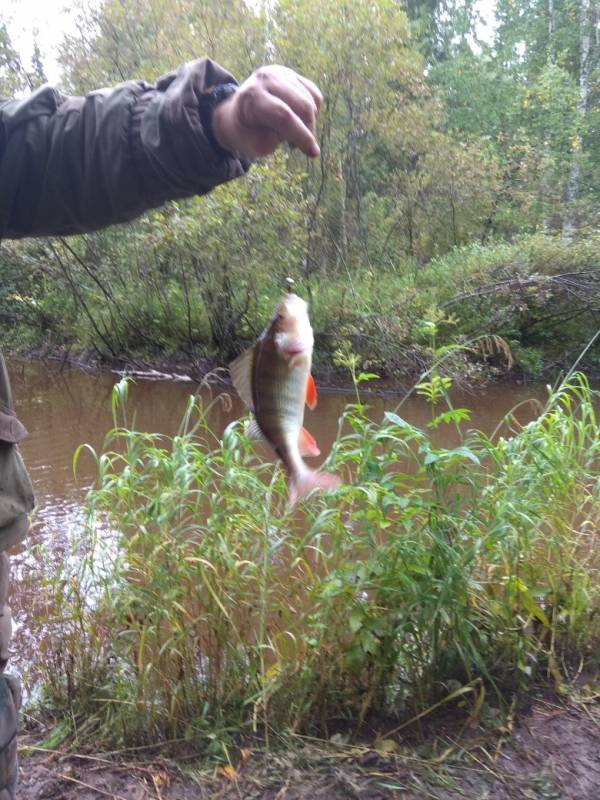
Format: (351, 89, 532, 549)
(30, 370, 600, 750)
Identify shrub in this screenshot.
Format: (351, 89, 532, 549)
(28, 372, 600, 750)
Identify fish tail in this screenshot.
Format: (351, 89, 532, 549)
(288, 466, 341, 507)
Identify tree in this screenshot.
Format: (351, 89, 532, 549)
(59, 0, 265, 93)
(563, 0, 597, 236)
(0, 22, 27, 95)
(29, 39, 48, 89)
(403, 0, 480, 64)
(428, 0, 600, 234)
(273, 0, 446, 270)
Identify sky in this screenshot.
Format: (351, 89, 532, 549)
(476, 0, 497, 45)
(4, 0, 80, 85)
(4, 0, 498, 88)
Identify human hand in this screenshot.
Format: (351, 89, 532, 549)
(211, 65, 323, 159)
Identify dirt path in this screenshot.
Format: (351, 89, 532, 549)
(18, 693, 600, 800)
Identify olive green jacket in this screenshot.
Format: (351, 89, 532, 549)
(0, 58, 249, 238)
(0, 58, 250, 547)
(0, 355, 33, 550)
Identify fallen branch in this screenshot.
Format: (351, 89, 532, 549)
(112, 368, 193, 383)
(442, 269, 600, 309)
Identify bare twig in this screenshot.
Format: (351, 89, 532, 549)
(56, 772, 130, 800)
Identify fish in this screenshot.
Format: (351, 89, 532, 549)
(229, 291, 340, 505)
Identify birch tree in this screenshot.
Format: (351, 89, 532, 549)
(563, 0, 594, 237)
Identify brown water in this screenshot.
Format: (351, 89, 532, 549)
(7, 359, 550, 690)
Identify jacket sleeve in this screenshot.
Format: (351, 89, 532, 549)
(0, 59, 250, 239)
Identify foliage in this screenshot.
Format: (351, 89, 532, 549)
(26, 370, 600, 750)
(58, 0, 265, 92)
(2, 230, 599, 379)
(0, 22, 30, 95)
(0, 1, 599, 381)
(0, 19, 48, 94)
(432, 0, 600, 234)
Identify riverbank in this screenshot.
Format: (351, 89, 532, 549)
(19, 684, 600, 799)
(4, 233, 600, 388)
(13, 342, 578, 397)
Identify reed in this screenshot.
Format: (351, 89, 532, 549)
(29, 371, 600, 752)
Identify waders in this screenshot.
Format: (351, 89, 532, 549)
(0, 356, 35, 797)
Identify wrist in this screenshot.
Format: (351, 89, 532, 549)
(211, 97, 240, 156)
(199, 82, 239, 158)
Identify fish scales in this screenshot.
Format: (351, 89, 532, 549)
(230, 291, 340, 504)
(254, 346, 304, 442)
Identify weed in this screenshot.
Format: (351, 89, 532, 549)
(29, 370, 600, 753)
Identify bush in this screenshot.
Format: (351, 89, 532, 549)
(28, 372, 600, 750)
(1, 230, 599, 379)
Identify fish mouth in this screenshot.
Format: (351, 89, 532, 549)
(284, 344, 307, 356)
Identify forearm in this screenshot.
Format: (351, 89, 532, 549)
(0, 59, 250, 239)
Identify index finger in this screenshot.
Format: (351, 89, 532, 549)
(296, 75, 323, 111)
(250, 91, 320, 157)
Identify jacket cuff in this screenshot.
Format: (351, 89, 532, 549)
(130, 58, 250, 205)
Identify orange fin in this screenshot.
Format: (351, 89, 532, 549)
(289, 469, 341, 507)
(306, 374, 317, 410)
(299, 427, 320, 458)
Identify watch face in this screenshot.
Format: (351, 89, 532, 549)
(212, 83, 238, 105)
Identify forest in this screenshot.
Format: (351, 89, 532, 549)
(1, 0, 599, 381)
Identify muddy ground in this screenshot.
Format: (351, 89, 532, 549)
(17, 687, 600, 800)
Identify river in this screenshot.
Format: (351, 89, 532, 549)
(6, 359, 550, 692)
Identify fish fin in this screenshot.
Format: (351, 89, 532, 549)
(306, 374, 317, 410)
(229, 349, 254, 410)
(298, 427, 320, 458)
(289, 469, 341, 507)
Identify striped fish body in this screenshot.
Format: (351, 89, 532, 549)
(251, 332, 310, 478)
(230, 292, 339, 504)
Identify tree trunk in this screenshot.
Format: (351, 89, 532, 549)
(338, 156, 348, 269)
(542, 0, 555, 233)
(563, 0, 592, 238)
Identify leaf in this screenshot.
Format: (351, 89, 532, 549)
(384, 412, 412, 428)
(349, 608, 363, 633)
(375, 736, 398, 753)
(357, 372, 380, 383)
(450, 446, 480, 465)
(217, 765, 238, 781)
(428, 408, 472, 429)
(359, 629, 378, 654)
(321, 577, 344, 598)
(266, 661, 282, 680)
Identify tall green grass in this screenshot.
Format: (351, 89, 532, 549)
(30, 372, 600, 752)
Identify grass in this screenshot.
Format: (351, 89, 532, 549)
(25, 365, 600, 758)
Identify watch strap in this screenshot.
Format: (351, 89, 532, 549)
(199, 82, 239, 158)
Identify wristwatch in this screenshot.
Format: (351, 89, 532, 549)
(199, 82, 238, 158)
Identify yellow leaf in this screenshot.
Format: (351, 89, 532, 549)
(266, 661, 282, 680)
(217, 764, 238, 781)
